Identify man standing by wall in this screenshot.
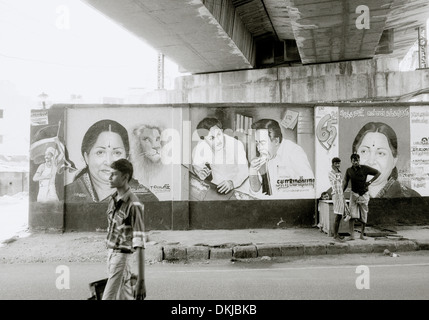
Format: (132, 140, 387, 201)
(329, 157, 346, 242)
(343, 154, 380, 241)
(102, 159, 146, 300)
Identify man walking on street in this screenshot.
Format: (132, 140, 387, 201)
(343, 154, 380, 241)
(329, 157, 345, 242)
(102, 159, 146, 300)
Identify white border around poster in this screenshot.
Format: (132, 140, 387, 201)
(314, 106, 340, 197)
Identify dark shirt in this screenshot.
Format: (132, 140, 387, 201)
(343, 165, 380, 196)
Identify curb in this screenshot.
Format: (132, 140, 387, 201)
(156, 239, 429, 262)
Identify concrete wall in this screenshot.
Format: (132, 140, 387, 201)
(27, 58, 429, 232)
(129, 58, 429, 231)
(141, 58, 429, 104)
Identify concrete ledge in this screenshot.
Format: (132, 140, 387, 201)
(256, 244, 282, 257)
(280, 244, 305, 256)
(304, 243, 327, 255)
(150, 248, 164, 262)
(347, 242, 371, 254)
(394, 240, 418, 252)
(233, 245, 257, 259)
(187, 246, 209, 260)
(210, 248, 233, 260)
(416, 240, 429, 250)
(371, 240, 396, 253)
(159, 238, 425, 262)
(163, 245, 187, 261)
(371, 240, 397, 253)
(326, 243, 349, 255)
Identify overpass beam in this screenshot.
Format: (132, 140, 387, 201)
(82, 0, 254, 74)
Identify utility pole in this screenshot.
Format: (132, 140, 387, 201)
(38, 92, 48, 109)
(417, 26, 428, 69)
(157, 52, 165, 90)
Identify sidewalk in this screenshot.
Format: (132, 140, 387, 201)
(1, 225, 429, 264)
(149, 225, 429, 261)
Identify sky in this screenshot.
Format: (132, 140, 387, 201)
(0, 0, 182, 155)
(0, 0, 181, 102)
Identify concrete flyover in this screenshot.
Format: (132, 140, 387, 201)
(81, 0, 255, 73)
(81, 0, 429, 73)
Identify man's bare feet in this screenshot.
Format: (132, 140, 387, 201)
(360, 235, 367, 240)
(333, 236, 345, 242)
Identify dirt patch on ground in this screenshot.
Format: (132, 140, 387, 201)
(0, 231, 163, 264)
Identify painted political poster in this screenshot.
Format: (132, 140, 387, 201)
(314, 106, 340, 198)
(409, 106, 429, 196)
(189, 105, 316, 200)
(64, 106, 185, 203)
(29, 108, 76, 203)
(338, 105, 422, 198)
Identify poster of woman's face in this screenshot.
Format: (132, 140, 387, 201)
(85, 127, 127, 186)
(64, 106, 183, 202)
(338, 106, 422, 198)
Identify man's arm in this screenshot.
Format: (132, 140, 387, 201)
(135, 247, 145, 300)
(342, 169, 350, 192)
(32, 164, 45, 181)
(132, 202, 146, 300)
(365, 166, 381, 186)
(192, 141, 213, 181)
(328, 171, 336, 187)
(328, 171, 342, 195)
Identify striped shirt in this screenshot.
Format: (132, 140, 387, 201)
(329, 169, 343, 196)
(106, 188, 145, 251)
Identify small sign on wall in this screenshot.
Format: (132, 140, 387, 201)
(31, 110, 49, 126)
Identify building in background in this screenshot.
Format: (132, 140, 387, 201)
(0, 81, 31, 196)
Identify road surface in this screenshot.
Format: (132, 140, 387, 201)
(1, 251, 429, 300)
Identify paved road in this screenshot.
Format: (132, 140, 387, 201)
(1, 251, 429, 300)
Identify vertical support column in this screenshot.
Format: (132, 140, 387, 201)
(417, 26, 428, 69)
(157, 52, 165, 90)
